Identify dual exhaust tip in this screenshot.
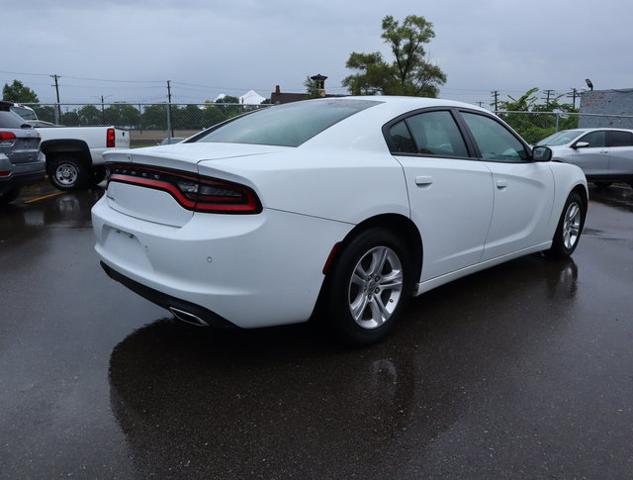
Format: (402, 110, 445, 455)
(169, 306, 209, 327)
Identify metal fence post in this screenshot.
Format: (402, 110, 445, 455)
(555, 113, 560, 132)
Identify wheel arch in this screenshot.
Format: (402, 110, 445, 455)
(331, 213, 423, 285)
(41, 139, 93, 168)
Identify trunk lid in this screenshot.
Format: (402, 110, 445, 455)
(103, 143, 283, 227)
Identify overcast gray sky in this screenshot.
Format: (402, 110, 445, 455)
(3, 0, 632, 106)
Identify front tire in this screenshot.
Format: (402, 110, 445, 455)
(547, 191, 585, 258)
(47, 155, 90, 191)
(320, 227, 414, 345)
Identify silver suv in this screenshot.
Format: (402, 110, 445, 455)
(538, 128, 633, 189)
(0, 103, 45, 204)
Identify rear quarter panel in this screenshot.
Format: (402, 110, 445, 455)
(197, 149, 410, 225)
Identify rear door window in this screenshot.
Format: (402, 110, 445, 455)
(404, 111, 469, 157)
(386, 120, 417, 154)
(607, 131, 633, 147)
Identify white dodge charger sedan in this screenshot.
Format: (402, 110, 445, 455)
(92, 97, 588, 344)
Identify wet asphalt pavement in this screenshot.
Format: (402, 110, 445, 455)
(1, 183, 633, 479)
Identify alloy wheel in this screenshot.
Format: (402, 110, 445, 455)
(348, 246, 403, 329)
(562, 202, 581, 250)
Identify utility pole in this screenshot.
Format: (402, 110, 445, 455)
(542, 89, 556, 108)
(491, 91, 500, 113)
(101, 95, 105, 124)
(51, 74, 61, 124)
(476, 101, 485, 108)
(567, 88, 579, 109)
(166, 80, 174, 138)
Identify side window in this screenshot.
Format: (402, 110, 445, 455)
(387, 120, 417, 154)
(577, 131, 606, 148)
(461, 112, 528, 162)
(607, 131, 633, 147)
(404, 111, 469, 157)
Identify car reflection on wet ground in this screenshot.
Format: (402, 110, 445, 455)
(1, 183, 633, 479)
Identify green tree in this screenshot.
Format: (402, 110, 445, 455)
(141, 104, 167, 129)
(61, 110, 80, 126)
(215, 96, 241, 117)
(202, 102, 227, 127)
(77, 105, 102, 126)
(498, 88, 579, 144)
(343, 15, 446, 97)
(2, 80, 39, 103)
(304, 76, 321, 98)
(32, 105, 55, 123)
(104, 103, 140, 128)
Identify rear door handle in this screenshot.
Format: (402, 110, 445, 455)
(496, 179, 508, 190)
(415, 175, 433, 187)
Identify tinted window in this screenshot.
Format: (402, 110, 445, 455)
(461, 112, 528, 162)
(11, 106, 37, 121)
(608, 131, 633, 147)
(387, 120, 416, 153)
(577, 131, 606, 148)
(194, 99, 380, 147)
(0, 111, 27, 129)
(404, 111, 468, 157)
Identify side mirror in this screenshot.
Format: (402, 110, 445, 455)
(532, 145, 552, 162)
(572, 141, 590, 149)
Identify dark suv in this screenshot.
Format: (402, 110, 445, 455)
(0, 102, 45, 204)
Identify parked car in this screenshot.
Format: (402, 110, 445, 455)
(0, 103, 45, 204)
(538, 128, 633, 189)
(8, 102, 130, 191)
(92, 97, 587, 345)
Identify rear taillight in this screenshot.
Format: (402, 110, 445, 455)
(0, 170, 11, 177)
(106, 128, 115, 148)
(106, 163, 261, 214)
(0, 131, 16, 147)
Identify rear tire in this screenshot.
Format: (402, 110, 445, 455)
(547, 191, 585, 258)
(47, 155, 90, 191)
(320, 227, 414, 346)
(0, 187, 20, 205)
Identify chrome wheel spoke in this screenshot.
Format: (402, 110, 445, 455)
(348, 245, 403, 330)
(351, 294, 369, 321)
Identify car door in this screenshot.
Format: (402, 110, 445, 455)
(566, 130, 610, 178)
(386, 109, 494, 281)
(458, 111, 554, 261)
(606, 130, 633, 178)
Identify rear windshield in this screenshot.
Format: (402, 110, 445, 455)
(0, 110, 28, 129)
(192, 99, 381, 147)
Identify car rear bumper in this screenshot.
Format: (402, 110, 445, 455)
(91, 196, 352, 328)
(0, 155, 46, 192)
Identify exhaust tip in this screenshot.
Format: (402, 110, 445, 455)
(169, 307, 209, 327)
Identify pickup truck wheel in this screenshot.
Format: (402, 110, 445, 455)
(0, 187, 21, 205)
(92, 166, 106, 185)
(48, 156, 89, 191)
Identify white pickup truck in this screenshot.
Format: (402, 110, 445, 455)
(10, 103, 130, 190)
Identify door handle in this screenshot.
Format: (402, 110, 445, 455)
(496, 179, 508, 190)
(415, 175, 433, 187)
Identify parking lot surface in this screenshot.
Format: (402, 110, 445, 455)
(1, 183, 633, 479)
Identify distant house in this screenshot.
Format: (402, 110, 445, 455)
(579, 89, 633, 129)
(239, 90, 266, 105)
(270, 74, 344, 104)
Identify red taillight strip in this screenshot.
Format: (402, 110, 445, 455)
(108, 167, 261, 214)
(110, 174, 197, 209)
(0, 170, 11, 177)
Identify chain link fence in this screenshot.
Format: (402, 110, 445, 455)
(21, 102, 271, 147)
(496, 111, 633, 145)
